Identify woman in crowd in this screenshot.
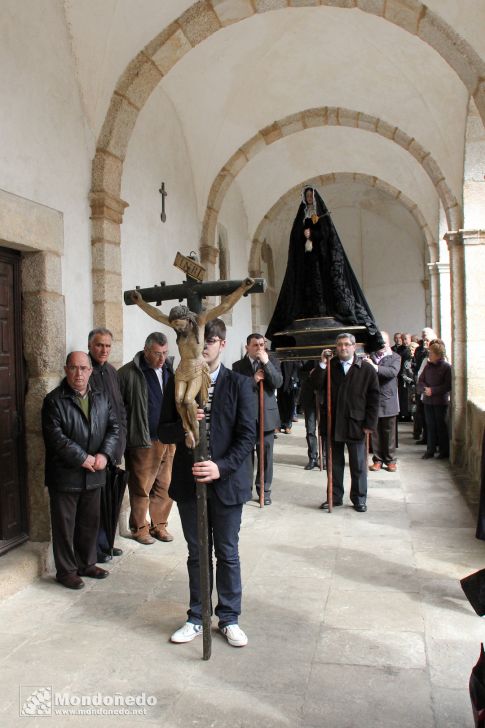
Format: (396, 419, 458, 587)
(417, 339, 452, 459)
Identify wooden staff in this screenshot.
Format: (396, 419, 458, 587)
(259, 379, 265, 508)
(316, 392, 323, 471)
(325, 351, 333, 512)
(194, 416, 211, 660)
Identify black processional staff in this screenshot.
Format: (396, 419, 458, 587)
(258, 371, 265, 509)
(316, 392, 323, 472)
(324, 350, 333, 513)
(194, 409, 211, 660)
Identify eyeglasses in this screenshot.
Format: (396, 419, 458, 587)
(147, 349, 167, 358)
(205, 337, 222, 345)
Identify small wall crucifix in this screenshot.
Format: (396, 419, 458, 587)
(159, 181, 167, 223)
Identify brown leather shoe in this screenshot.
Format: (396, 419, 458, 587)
(56, 573, 85, 590)
(151, 528, 174, 543)
(79, 565, 109, 579)
(387, 463, 397, 472)
(369, 461, 382, 471)
(133, 534, 156, 545)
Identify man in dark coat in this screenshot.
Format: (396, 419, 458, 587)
(159, 319, 256, 647)
(233, 333, 283, 505)
(312, 333, 379, 512)
(299, 358, 326, 470)
(366, 331, 401, 472)
(88, 327, 127, 562)
(118, 332, 176, 544)
(42, 351, 120, 589)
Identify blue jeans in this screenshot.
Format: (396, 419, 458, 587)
(177, 496, 243, 628)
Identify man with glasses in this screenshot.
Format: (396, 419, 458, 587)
(312, 333, 379, 512)
(159, 319, 256, 647)
(118, 333, 176, 544)
(41, 351, 120, 589)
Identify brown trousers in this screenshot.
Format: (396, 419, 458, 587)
(125, 442, 175, 536)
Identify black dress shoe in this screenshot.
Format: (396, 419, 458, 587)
(319, 501, 343, 510)
(79, 566, 109, 579)
(264, 496, 272, 505)
(56, 574, 85, 590)
(421, 452, 434, 459)
(436, 453, 449, 460)
(416, 439, 427, 445)
(353, 503, 367, 512)
(304, 459, 318, 471)
(102, 547, 123, 557)
(96, 552, 111, 563)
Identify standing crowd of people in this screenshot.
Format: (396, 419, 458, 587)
(40, 318, 451, 648)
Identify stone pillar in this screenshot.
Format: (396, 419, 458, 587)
(89, 191, 128, 368)
(427, 263, 440, 335)
(435, 262, 451, 356)
(199, 244, 219, 309)
(249, 267, 264, 332)
(22, 251, 65, 542)
(445, 230, 485, 464)
(199, 243, 219, 282)
(461, 231, 485, 401)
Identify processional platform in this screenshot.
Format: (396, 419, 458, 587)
(272, 316, 367, 361)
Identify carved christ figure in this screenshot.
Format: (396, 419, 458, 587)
(131, 277, 254, 448)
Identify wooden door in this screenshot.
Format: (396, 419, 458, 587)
(0, 248, 27, 554)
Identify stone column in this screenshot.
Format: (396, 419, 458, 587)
(427, 263, 440, 335)
(461, 231, 485, 401)
(199, 244, 219, 309)
(22, 251, 65, 542)
(445, 230, 485, 464)
(249, 267, 264, 332)
(90, 191, 128, 368)
(435, 262, 451, 356)
(199, 243, 219, 281)
(444, 232, 466, 464)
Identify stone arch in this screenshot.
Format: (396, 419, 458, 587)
(94, 1, 485, 174)
(90, 0, 480, 343)
(248, 171, 436, 328)
(201, 107, 461, 249)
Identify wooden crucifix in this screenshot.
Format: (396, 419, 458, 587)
(124, 252, 266, 660)
(125, 252, 266, 449)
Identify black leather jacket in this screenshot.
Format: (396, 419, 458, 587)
(42, 379, 120, 492)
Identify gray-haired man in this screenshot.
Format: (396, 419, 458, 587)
(311, 333, 379, 512)
(118, 333, 176, 544)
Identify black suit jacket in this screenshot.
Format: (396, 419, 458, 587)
(232, 354, 283, 432)
(158, 364, 256, 505)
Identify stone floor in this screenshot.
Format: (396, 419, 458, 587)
(1, 421, 484, 727)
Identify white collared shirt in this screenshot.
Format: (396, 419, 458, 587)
(154, 367, 164, 392)
(341, 359, 352, 375)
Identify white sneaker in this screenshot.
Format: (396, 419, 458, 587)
(220, 624, 248, 647)
(170, 622, 203, 643)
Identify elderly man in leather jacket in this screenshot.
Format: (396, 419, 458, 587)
(42, 351, 120, 589)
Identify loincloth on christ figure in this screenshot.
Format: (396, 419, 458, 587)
(175, 358, 211, 405)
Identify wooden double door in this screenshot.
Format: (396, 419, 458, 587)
(0, 248, 27, 555)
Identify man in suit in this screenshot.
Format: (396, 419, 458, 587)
(366, 331, 401, 472)
(160, 319, 256, 647)
(232, 334, 283, 505)
(312, 333, 379, 512)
